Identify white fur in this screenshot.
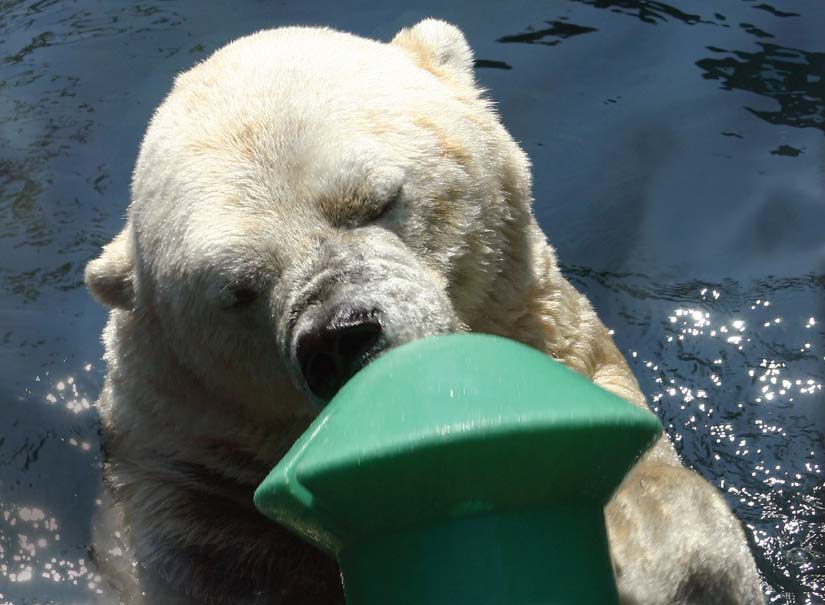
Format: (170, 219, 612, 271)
(86, 20, 763, 604)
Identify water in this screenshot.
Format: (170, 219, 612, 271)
(0, 1, 822, 603)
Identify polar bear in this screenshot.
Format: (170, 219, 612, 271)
(85, 20, 763, 605)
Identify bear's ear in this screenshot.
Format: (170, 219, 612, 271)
(392, 19, 475, 87)
(85, 223, 136, 310)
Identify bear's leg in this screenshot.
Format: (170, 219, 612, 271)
(606, 461, 763, 605)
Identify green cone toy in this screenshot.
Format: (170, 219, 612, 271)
(254, 333, 660, 604)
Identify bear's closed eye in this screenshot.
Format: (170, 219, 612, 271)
(319, 186, 402, 228)
(221, 283, 259, 309)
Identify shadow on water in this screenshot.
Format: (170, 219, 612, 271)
(752, 4, 800, 19)
(566, 0, 709, 26)
(697, 44, 825, 134)
(563, 1, 825, 136)
(566, 0, 800, 26)
(497, 20, 597, 46)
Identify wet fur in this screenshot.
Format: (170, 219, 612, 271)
(86, 20, 763, 604)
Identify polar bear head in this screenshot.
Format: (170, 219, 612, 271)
(86, 20, 535, 409)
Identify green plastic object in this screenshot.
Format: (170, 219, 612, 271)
(254, 333, 660, 604)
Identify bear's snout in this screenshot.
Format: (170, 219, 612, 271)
(295, 304, 385, 402)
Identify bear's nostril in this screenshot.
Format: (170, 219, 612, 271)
(335, 320, 382, 364)
(301, 351, 340, 403)
(296, 309, 384, 402)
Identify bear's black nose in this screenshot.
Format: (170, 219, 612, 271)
(296, 307, 384, 402)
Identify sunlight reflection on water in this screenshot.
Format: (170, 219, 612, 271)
(568, 267, 824, 602)
(0, 366, 103, 604)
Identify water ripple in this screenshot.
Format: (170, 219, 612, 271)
(566, 266, 825, 602)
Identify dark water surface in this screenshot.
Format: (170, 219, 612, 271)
(1, 1, 823, 603)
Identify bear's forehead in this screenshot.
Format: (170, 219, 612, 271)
(130, 26, 489, 247)
(168, 28, 450, 125)
(140, 28, 471, 189)
(139, 26, 485, 180)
